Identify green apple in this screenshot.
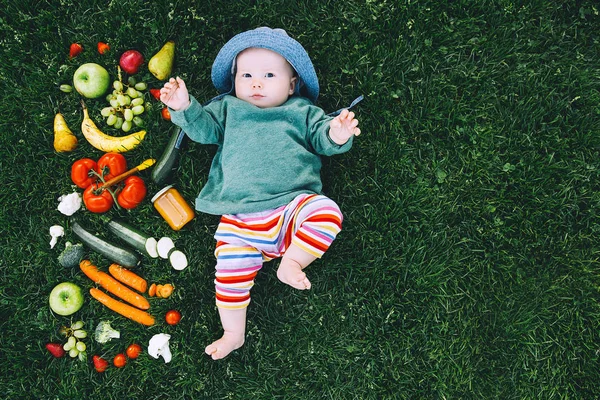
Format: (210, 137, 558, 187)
(73, 63, 110, 99)
(49, 282, 84, 316)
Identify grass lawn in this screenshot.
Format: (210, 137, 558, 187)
(1, 0, 600, 398)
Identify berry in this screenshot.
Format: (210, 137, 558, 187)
(69, 43, 83, 59)
(150, 88, 161, 100)
(97, 42, 110, 55)
(45, 343, 66, 358)
(93, 355, 109, 373)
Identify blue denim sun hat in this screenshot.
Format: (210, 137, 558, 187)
(211, 27, 320, 103)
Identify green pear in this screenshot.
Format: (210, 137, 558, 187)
(148, 41, 175, 80)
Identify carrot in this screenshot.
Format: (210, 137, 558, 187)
(159, 283, 174, 298)
(80, 260, 150, 310)
(148, 283, 157, 297)
(108, 263, 148, 293)
(89, 288, 155, 326)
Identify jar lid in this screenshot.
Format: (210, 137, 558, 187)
(151, 185, 174, 203)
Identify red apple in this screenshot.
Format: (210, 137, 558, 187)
(119, 50, 144, 75)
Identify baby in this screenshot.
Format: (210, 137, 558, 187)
(160, 27, 360, 360)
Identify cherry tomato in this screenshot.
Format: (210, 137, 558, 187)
(126, 343, 142, 359)
(97, 152, 127, 181)
(83, 183, 114, 213)
(71, 158, 98, 189)
(113, 353, 127, 368)
(161, 107, 171, 121)
(165, 310, 181, 325)
(117, 176, 147, 209)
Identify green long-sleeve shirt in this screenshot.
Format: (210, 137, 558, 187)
(169, 95, 353, 215)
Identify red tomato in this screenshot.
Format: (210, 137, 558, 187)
(71, 158, 98, 189)
(161, 107, 171, 121)
(165, 310, 181, 325)
(113, 353, 127, 368)
(97, 153, 127, 181)
(117, 176, 147, 209)
(126, 343, 142, 359)
(83, 183, 114, 213)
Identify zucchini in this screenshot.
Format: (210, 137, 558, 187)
(151, 127, 186, 185)
(106, 219, 159, 258)
(157, 237, 175, 259)
(71, 221, 140, 268)
(157, 237, 188, 270)
(168, 248, 188, 270)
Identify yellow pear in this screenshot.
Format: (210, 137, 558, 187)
(148, 41, 175, 81)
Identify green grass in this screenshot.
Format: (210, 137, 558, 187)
(1, 0, 600, 398)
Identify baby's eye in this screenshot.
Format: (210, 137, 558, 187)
(241, 73, 252, 78)
(265, 73, 275, 78)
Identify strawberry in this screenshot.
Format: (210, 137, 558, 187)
(97, 42, 110, 55)
(45, 343, 65, 358)
(161, 107, 171, 121)
(93, 355, 109, 373)
(69, 43, 83, 59)
(150, 88, 161, 100)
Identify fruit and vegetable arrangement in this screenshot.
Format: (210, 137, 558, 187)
(45, 38, 191, 373)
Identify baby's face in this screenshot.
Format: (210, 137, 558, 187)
(234, 48, 297, 108)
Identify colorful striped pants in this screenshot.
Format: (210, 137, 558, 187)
(213, 194, 343, 309)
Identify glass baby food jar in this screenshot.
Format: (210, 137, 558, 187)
(151, 185, 195, 230)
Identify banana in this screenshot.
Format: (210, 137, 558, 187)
(80, 100, 147, 153)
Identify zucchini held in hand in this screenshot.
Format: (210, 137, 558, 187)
(151, 127, 185, 185)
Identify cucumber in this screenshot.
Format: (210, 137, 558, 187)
(71, 221, 140, 268)
(151, 127, 186, 185)
(106, 219, 159, 258)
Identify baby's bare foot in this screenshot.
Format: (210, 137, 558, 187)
(205, 332, 245, 360)
(277, 260, 312, 290)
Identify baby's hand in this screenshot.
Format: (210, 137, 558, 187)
(329, 109, 361, 145)
(160, 77, 190, 111)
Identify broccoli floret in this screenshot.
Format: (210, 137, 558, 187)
(57, 242, 85, 268)
(94, 321, 121, 343)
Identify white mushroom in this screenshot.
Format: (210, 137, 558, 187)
(57, 192, 82, 216)
(148, 333, 172, 363)
(49, 225, 65, 249)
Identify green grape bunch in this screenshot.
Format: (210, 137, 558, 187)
(60, 320, 88, 361)
(102, 75, 148, 133)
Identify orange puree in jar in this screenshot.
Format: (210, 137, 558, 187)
(151, 185, 195, 230)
